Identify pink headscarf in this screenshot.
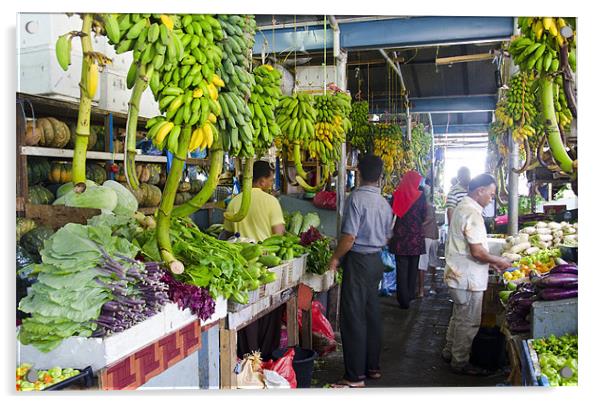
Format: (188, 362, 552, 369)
(392, 170, 423, 218)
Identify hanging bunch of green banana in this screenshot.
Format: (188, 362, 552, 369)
(275, 93, 317, 180)
(216, 15, 256, 98)
(348, 100, 372, 154)
(249, 64, 283, 154)
(508, 17, 577, 175)
(140, 14, 227, 274)
(497, 72, 539, 143)
(333, 92, 353, 133)
(373, 123, 405, 190)
(55, 14, 115, 184)
(108, 14, 181, 189)
(214, 15, 257, 158)
(410, 123, 432, 177)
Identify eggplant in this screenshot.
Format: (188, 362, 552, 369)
(532, 272, 578, 288)
(549, 264, 578, 275)
(561, 281, 578, 289)
(508, 291, 536, 305)
(537, 288, 578, 301)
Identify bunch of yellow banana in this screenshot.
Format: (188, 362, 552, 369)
(373, 124, 404, 176)
(553, 75, 573, 131)
(216, 15, 256, 99)
(510, 17, 576, 75)
(249, 64, 283, 153)
(349, 101, 372, 153)
(143, 14, 226, 154)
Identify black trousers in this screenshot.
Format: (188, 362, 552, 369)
(237, 305, 285, 359)
(340, 251, 384, 382)
(395, 255, 420, 309)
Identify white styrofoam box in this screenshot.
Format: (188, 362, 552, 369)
(227, 296, 271, 330)
(200, 296, 228, 327)
(17, 303, 197, 372)
(294, 65, 336, 92)
(100, 69, 129, 114)
(18, 47, 101, 104)
(139, 83, 161, 119)
(18, 13, 106, 54)
(301, 270, 335, 292)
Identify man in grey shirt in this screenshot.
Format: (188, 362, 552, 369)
(329, 155, 394, 387)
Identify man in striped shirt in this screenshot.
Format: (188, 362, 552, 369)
(446, 167, 471, 224)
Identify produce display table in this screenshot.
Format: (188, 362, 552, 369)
(18, 304, 203, 390)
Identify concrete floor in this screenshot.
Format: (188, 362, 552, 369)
(311, 269, 508, 388)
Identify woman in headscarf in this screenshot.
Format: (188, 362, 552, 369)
(388, 170, 427, 309)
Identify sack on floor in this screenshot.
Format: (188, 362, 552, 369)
(236, 352, 266, 389)
(381, 248, 396, 272)
(379, 267, 397, 296)
(263, 348, 297, 388)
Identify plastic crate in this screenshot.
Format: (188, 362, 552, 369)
(290, 254, 307, 284)
(227, 289, 260, 313)
(279, 260, 295, 289)
(43, 366, 94, 391)
(259, 265, 285, 298)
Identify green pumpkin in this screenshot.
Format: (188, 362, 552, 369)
(28, 185, 55, 205)
(86, 163, 107, 185)
(27, 157, 51, 185)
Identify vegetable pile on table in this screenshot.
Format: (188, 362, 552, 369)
(532, 334, 578, 386)
(17, 218, 169, 352)
(300, 226, 332, 276)
(502, 221, 577, 262)
(16, 364, 80, 391)
(146, 217, 277, 305)
(501, 263, 578, 334)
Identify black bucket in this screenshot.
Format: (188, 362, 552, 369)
(271, 347, 318, 388)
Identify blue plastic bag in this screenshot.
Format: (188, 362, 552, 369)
(381, 248, 396, 272)
(379, 268, 397, 296)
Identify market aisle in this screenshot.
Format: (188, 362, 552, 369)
(312, 269, 507, 388)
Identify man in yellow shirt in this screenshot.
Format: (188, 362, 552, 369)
(220, 160, 286, 359)
(222, 160, 285, 242)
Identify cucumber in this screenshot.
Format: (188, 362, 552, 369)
(259, 255, 282, 268)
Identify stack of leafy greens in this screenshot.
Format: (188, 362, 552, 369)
(141, 217, 275, 305)
(532, 334, 578, 386)
(300, 226, 332, 275)
(17, 219, 168, 352)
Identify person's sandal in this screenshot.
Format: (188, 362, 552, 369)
(332, 379, 366, 388)
(367, 370, 382, 379)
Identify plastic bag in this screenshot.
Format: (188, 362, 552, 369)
(297, 301, 336, 357)
(263, 370, 291, 389)
(263, 348, 297, 388)
(381, 248, 396, 272)
(379, 267, 397, 296)
(236, 353, 265, 389)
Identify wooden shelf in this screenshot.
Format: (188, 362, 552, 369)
(21, 146, 209, 165)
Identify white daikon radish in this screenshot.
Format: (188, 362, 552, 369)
(510, 242, 531, 254)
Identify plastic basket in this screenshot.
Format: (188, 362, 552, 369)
(227, 289, 260, 312)
(260, 265, 285, 298)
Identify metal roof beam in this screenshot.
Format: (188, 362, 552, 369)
(368, 95, 497, 114)
(253, 16, 513, 55)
